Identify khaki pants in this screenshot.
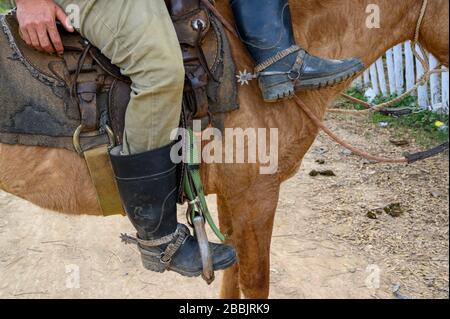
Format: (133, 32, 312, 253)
(55, 0, 184, 154)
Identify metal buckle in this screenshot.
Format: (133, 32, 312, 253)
(72, 124, 115, 156)
(288, 69, 301, 81)
(159, 251, 172, 265)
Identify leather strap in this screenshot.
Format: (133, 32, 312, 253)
(120, 224, 191, 267)
(77, 81, 98, 132)
(255, 45, 301, 73)
(136, 230, 178, 247)
(186, 67, 209, 118)
(257, 49, 306, 81)
(83, 144, 125, 216)
(160, 225, 190, 265)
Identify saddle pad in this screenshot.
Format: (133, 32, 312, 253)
(0, 14, 99, 149)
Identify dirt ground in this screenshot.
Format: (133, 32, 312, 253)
(0, 112, 448, 299)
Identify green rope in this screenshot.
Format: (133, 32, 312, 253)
(183, 128, 225, 242)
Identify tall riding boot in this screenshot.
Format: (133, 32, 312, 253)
(110, 143, 237, 277)
(231, 0, 365, 102)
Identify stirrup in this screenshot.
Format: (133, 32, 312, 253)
(182, 127, 224, 284)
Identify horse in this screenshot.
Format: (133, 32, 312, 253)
(0, 0, 448, 298)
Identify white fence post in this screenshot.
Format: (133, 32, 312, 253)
(376, 58, 388, 96)
(429, 54, 441, 111)
(385, 49, 396, 95)
(369, 63, 379, 95)
(415, 44, 429, 109)
(363, 69, 371, 87)
(404, 42, 416, 93)
(393, 44, 404, 94)
(442, 67, 449, 113)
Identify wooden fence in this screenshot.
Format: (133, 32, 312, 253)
(353, 41, 449, 114)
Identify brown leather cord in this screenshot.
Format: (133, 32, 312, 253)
(339, 93, 373, 109)
(294, 95, 449, 164)
(200, 0, 239, 38)
(293, 95, 408, 163)
(70, 42, 91, 100)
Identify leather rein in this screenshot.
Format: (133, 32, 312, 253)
(202, 0, 449, 164)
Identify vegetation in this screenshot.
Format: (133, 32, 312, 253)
(0, 0, 14, 13)
(339, 85, 449, 147)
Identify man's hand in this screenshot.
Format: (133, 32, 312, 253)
(16, 0, 74, 55)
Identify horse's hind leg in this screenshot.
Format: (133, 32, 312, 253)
(219, 182, 280, 299)
(218, 195, 241, 299)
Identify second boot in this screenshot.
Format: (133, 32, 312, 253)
(231, 0, 364, 102)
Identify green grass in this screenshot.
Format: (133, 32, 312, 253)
(0, 0, 14, 13)
(340, 86, 449, 147)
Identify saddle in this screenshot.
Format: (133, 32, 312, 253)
(0, 0, 238, 216)
(0, 0, 237, 153)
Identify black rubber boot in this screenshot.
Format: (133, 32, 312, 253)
(231, 0, 365, 102)
(110, 143, 237, 277)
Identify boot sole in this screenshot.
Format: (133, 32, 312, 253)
(263, 63, 364, 103)
(296, 65, 362, 90)
(140, 252, 238, 278)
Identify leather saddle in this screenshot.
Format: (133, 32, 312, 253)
(0, 0, 237, 154)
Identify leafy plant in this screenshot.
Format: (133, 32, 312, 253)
(341, 86, 449, 146)
(0, 0, 14, 13)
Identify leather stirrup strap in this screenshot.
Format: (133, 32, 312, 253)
(84, 145, 125, 216)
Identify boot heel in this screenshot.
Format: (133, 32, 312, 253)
(259, 79, 295, 103)
(138, 246, 167, 273)
(140, 253, 167, 273)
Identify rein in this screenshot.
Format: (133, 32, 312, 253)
(293, 95, 449, 164)
(202, 0, 449, 164)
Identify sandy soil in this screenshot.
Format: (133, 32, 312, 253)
(0, 113, 448, 299)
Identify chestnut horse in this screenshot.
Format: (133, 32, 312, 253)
(0, 0, 448, 298)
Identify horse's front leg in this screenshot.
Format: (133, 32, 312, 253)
(217, 195, 241, 299)
(220, 180, 281, 299)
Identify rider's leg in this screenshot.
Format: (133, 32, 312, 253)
(54, 0, 236, 277)
(231, 0, 365, 102)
